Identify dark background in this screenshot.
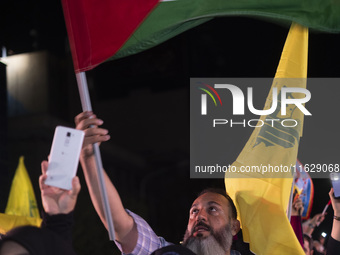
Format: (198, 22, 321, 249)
(1, 0, 340, 254)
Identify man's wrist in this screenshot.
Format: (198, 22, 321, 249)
(303, 219, 316, 229)
(308, 223, 316, 228)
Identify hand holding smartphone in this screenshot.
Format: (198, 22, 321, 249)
(330, 172, 340, 198)
(45, 126, 84, 190)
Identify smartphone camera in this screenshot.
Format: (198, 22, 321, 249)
(65, 132, 71, 146)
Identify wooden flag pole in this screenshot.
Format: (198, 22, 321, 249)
(76, 72, 115, 241)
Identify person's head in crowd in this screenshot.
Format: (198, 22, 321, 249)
(0, 225, 75, 255)
(151, 245, 196, 255)
(0, 159, 80, 255)
(182, 188, 240, 255)
(303, 234, 314, 255)
(313, 240, 325, 255)
(319, 234, 326, 246)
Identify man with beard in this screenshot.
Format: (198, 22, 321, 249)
(181, 189, 240, 255)
(75, 112, 241, 255)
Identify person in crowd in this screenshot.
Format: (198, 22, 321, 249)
(291, 197, 304, 247)
(291, 195, 327, 255)
(75, 111, 242, 255)
(150, 244, 196, 255)
(302, 188, 340, 255)
(303, 213, 326, 238)
(303, 234, 313, 255)
(326, 188, 340, 254)
(0, 160, 81, 255)
(313, 240, 325, 255)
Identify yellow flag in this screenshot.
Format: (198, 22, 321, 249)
(0, 156, 42, 234)
(0, 214, 42, 234)
(225, 23, 308, 255)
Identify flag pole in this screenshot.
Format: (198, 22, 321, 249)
(76, 72, 115, 241)
(287, 177, 295, 221)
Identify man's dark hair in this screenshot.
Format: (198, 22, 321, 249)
(198, 188, 237, 219)
(0, 226, 76, 255)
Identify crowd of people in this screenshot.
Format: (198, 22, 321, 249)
(1, 111, 340, 255)
(290, 189, 340, 255)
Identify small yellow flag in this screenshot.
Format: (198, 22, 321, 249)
(225, 23, 308, 255)
(0, 214, 42, 234)
(0, 156, 42, 234)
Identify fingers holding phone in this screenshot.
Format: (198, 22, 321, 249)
(40, 160, 81, 215)
(329, 188, 340, 216)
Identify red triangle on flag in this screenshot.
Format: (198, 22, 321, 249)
(62, 0, 159, 72)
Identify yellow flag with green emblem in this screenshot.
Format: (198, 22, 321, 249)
(0, 156, 42, 234)
(225, 23, 308, 255)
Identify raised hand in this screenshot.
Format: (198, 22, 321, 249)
(329, 188, 340, 242)
(291, 197, 304, 216)
(39, 161, 81, 215)
(74, 111, 110, 158)
(329, 188, 340, 217)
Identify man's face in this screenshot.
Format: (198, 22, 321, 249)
(182, 192, 238, 255)
(186, 192, 235, 239)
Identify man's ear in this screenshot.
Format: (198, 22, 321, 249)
(231, 219, 240, 236)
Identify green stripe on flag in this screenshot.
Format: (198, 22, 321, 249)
(113, 0, 340, 60)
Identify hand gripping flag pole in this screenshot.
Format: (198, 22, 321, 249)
(76, 72, 115, 241)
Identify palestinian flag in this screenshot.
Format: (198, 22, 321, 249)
(62, 0, 340, 72)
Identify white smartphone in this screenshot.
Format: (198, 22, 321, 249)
(330, 172, 340, 198)
(45, 126, 84, 190)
